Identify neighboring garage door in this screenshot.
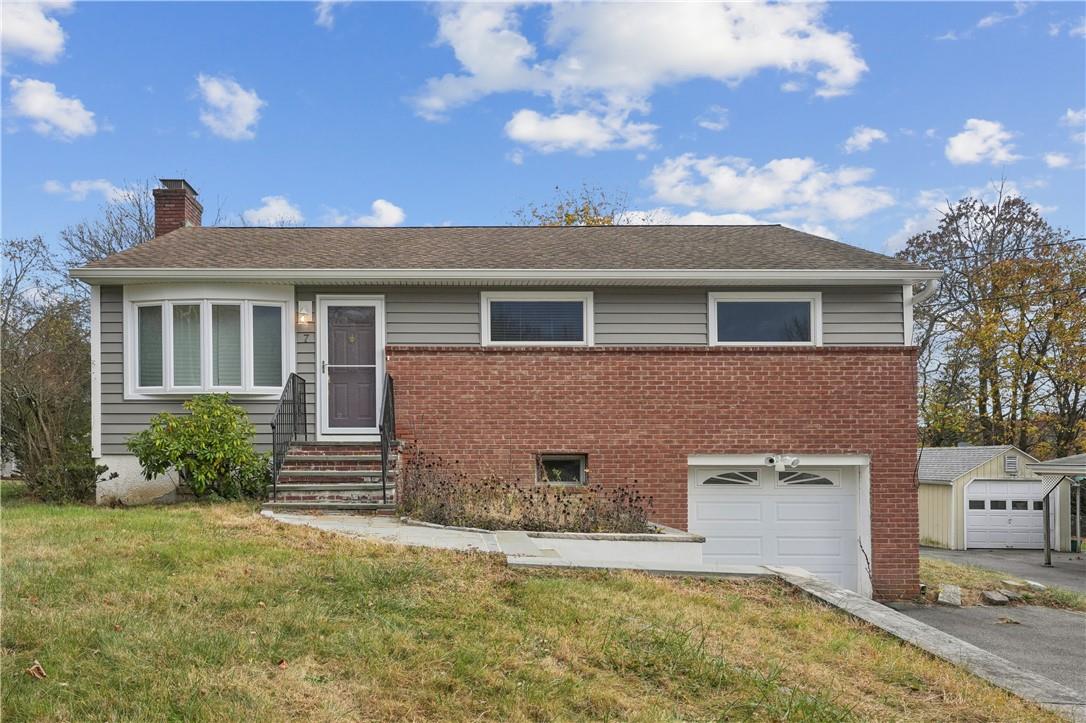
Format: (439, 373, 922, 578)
(966, 479, 1047, 549)
(688, 467, 859, 591)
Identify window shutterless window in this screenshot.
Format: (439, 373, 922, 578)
(708, 292, 821, 346)
(481, 292, 593, 346)
(538, 455, 587, 485)
(131, 298, 288, 395)
(990, 500, 1008, 510)
(968, 500, 985, 510)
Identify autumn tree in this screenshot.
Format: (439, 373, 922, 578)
(513, 185, 632, 226)
(899, 188, 1086, 456)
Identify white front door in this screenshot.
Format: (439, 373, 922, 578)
(688, 466, 860, 591)
(316, 296, 385, 439)
(966, 479, 1048, 549)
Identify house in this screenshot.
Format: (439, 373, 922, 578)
(1026, 453, 1086, 554)
(70, 178, 943, 599)
(917, 445, 1072, 551)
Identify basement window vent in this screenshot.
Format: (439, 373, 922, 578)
(778, 471, 836, 487)
(703, 470, 760, 486)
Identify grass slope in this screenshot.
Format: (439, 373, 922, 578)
(1, 484, 1056, 721)
(920, 558, 1086, 611)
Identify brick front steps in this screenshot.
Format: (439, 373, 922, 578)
(262, 440, 400, 513)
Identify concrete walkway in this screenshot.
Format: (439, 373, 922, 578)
(922, 547, 1086, 593)
(265, 512, 503, 553)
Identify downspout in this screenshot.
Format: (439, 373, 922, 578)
(904, 278, 940, 346)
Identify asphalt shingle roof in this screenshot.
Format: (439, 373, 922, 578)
(78, 225, 932, 272)
(916, 446, 1013, 482)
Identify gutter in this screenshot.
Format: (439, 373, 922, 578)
(69, 267, 945, 285)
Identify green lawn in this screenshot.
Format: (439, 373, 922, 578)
(1, 481, 1057, 721)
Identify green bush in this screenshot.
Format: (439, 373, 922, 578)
(24, 453, 117, 504)
(127, 394, 269, 500)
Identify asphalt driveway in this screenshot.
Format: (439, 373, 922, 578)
(903, 604, 1086, 698)
(922, 547, 1086, 593)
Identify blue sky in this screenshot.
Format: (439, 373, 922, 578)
(2, 1, 1084, 256)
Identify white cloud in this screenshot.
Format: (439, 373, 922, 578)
(196, 74, 264, 141)
(696, 105, 729, 132)
(415, 3, 866, 150)
(647, 154, 894, 225)
(621, 207, 836, 239)
(780, 80, 803, 93)
(8, 78, 96, 139)
(314, 0, 343, 29)
(1072, 19, 1086, 37)
(1, 0, 71, 64)
(42, 178, 124, 202)
(506, 148, 524, 166)
(843, 126, 888, 153)
(1044, 152, 1071, 168)
(936, 31, 958, 41)
(243, 196, 304, 226)
(944, 119, 1021, 165)
(324, 199, 406, 227)
(884, 189, 947, 253)
(977, 1, 1029, 29)
(1061, 107, 1086, 144)
(504, 109, 655, 153)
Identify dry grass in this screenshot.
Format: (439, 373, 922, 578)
(1, 481, 1059, 722)
(920, 558, 1086, 611)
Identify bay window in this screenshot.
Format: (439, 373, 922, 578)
(128, 291, 290, 397)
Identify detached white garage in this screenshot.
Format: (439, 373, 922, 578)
(917, 445, 1071, 551)
(688, 455, 871, 595)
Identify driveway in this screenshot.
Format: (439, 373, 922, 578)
(922, 547, 1086, 593)
(902, 605, 1086, 698)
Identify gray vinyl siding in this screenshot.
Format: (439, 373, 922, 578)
(99, 285, 277, 455)
(100, 283, 905, 452)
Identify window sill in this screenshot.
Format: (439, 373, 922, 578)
(124, 390, 284, 402)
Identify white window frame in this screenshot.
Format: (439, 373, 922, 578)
(537, 454, 587, 486)
(481, 291, 594, 347)
(123, 284, 294, 400)
(776, 469, 840, 488)
(697, 469, 762, 487)
(708, 291, 822, 347)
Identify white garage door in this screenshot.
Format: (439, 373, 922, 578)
(688, 467, 859, 591)
(966, 479, 1048, 549)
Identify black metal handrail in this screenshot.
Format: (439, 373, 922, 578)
(379, 372, 397, 504)
(270, 373, 307, 501)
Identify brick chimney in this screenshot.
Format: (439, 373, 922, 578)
(152, 179, 203, 237)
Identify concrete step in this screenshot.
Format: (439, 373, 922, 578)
(271, 483, 391, 492)
(262, 501, 396, 513)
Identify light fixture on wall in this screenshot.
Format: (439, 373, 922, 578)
(296, 300, 313, 325)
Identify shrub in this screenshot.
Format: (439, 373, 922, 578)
(127, 394, 269, 500)
(23, 451, 117, 504)
(398, 449, 653, 533)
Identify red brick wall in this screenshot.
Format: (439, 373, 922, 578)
(386, 344, 920, 599)
(152, 187, 203, 237)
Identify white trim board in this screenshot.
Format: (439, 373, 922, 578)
(90, 284, 102, 459)
(315, 295, 386, 441)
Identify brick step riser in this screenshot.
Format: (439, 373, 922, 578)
(273, 490, 396, 504)
(277, 474, 396, 484)
(288, 447, 386, 456)
(281, 461, 391, 471)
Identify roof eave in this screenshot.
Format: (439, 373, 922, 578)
(69, 267, 944, 285)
